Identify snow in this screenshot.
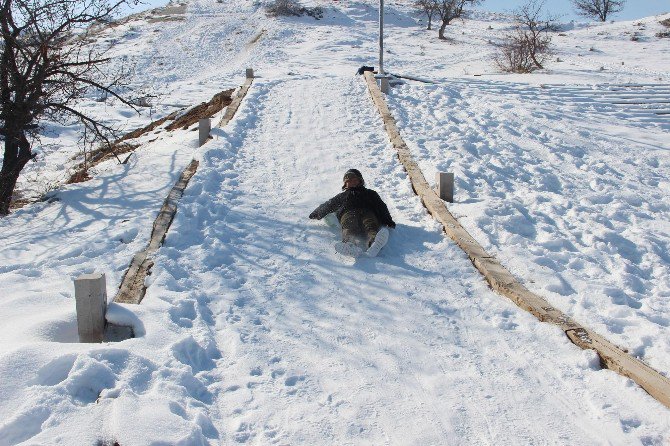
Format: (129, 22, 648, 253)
(1, 0, 669, 444)
(386, 76, 670, 374)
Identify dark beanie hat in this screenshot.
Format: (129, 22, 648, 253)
(342, 169, 365, 189)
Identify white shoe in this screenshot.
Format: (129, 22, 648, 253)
(366, 226, 389, 257)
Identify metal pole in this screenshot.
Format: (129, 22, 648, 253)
(379, 0, 384, 75)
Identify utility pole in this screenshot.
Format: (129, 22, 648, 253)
(379, 0, 384, 75)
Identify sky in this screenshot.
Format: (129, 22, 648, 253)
(483, 0, 670, 21)
(120, 0, 670, 21)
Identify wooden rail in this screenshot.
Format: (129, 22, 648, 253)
(114, 160, 199, 304)
(363, 71, 670, 409)
(114, 75, 255, 304)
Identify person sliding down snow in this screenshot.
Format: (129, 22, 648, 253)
(309, 169, 396, 257)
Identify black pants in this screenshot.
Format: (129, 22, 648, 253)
(340, 209, 380, 245)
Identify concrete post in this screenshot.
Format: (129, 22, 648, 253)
(74, 273, 107, 343)
(246, 68, 254, 79)
(436, 172, 454, 203)
(198, 118, 211, 146)
(380, 76, 389, 94)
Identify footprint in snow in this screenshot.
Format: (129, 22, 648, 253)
(169, 300, 197, 328)
(32, 354, 78, 386)
(233, 422, 253, 443)
(171, 336, 220, 373)
(284, 375, 305, 390)
(226, 313, 242, 324)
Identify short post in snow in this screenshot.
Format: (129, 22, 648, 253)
(436, 172, 454, 203)
(380, 76, 390, 94)
(199, 118, 211, 146)
(74, 272, 107, 343)
(246, 68, 254, 79)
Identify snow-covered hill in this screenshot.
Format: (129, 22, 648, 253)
(1, 0, 669, 444)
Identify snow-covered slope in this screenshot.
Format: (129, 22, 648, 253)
(0, 0, 669, 444)
(388, 77, 670, 375)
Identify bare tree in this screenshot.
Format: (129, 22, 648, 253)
(495, 38, 536, 73)
(571, 0, 625, 22)
(432, 0, 481, 40)
(495, 0, 556, 72)
(266, 0, 303, 17)
(414, 0, 437, 30)
(265, 0, 323, 19)
(0, 0, 137, 215)
(517, 0, 557, 69)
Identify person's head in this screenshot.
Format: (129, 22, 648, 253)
(342, 169, 365, 190)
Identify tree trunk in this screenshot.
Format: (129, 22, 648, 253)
(530, 52, 544, 69)
(0, 132, 33, 216)
(600, 2, 609, 21)
(438, 20, 448, 39)
(529, 39, 545, 69)
(0, 169, 23, 215)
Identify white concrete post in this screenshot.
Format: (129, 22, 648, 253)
(380, 76, 389, 94)
(246, 68, 254, 79)
(74, 273, 107, 343)
(198, 118, 211, 146)
(436, 172, 454, 203)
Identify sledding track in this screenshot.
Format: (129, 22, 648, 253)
(135, 75, 669, 444)
(540, 83, 670, 119)
(462, 80, 670, 131)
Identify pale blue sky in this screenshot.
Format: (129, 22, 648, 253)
(121, 0, 670, 21)
(483, 0, 669, 20)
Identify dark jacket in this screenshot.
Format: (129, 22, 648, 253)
(309, 186, 396, 228)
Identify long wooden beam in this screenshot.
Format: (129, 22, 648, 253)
(114, 159, 199, 304)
